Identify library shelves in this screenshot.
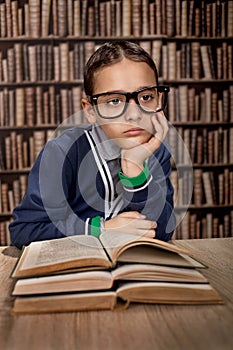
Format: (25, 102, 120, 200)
(0, 0, 233, 244)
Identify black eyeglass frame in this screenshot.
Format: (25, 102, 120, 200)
(89, 85, 170, 119)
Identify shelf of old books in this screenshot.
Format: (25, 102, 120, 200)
(0, 0, 233, 244)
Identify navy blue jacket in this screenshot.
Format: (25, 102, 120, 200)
(9, 125, 176, 248)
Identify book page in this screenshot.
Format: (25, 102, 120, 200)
(111, 263, 207, 282)
(99, 231, 190, 264)
(117, 246, 205, 268)
(13, 291, 117, 314)
(12, 270, 113, 296)
(13, 235, 110, 277)
(116, 282, 223, 304)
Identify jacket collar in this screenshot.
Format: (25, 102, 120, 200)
(90, 123, 121, 161)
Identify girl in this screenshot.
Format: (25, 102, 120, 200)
(10, 41, 175, 248)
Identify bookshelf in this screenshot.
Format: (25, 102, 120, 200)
(0, 0, 233, 244)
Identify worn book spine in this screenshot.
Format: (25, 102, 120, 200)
(58, 0, 67, 36)
(25, 87, 34, 126)
(11, 1, 19, 37)
(228, 1, 233, 36)
(188, 0, 194, 36)
(142, 0, 149, 36)
(0, 4, 7, 37)
(202, 172, 215, 205)
(200, 46, 213, 79)
(149, 2, 155, 35)
(87, 5, 95, 37)
(41, 0, 51, 36)
(5, 0, 12, 37)
(29, 0, 40, 37)
(52, 0, 58, 35)
(132, 0, 141, 37)
(191, 42, 201, 79)
(81, 0, 88, 35)
(166, 0, 175, 37)
(15, 88, 24, 126)
(167, 42, 176, 80)
(122, 0, 131, 36)
(59, 42, 69, 81)
(181, 0, 187, 36)
(73, 0, 81, 36)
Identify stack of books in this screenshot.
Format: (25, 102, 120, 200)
(11, 232, 223, 314)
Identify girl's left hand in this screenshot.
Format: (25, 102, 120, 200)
(121, 112, 168, 177)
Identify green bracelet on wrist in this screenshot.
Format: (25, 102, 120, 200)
(118, 164, 150, 188)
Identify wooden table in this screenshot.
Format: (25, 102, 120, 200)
(0, 238, 233, 350)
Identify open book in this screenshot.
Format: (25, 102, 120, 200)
(11, 232, 223, 314)
(12, 263, 208, 296)
(11, 231, 204, 278)
(12, 281, 223, 314)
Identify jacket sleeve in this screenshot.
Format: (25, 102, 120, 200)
(119, 142, 176, 241)
(9, 139, 97, 248)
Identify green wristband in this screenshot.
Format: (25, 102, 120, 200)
(118, 164, 150, 188)
(90, 216, 101, 238)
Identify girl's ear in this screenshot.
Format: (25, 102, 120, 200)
(82, 98, 97, 124)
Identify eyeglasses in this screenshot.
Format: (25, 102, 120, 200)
(89, 85, 170, 119)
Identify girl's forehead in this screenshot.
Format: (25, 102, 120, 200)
(93, 59, 156, 93)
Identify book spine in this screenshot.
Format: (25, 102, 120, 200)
(41, 0, 51, 36)
(57, 0, 67, 36)
(29, 0, 41, 37)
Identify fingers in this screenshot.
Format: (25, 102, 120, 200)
(140, 113, 168, 156)
(117, 211, 146, 219)
(142, 230, 156, 238)
(131, 218, 157, 230)
(104, 212, 157, 238)
(151, 112, 168, 141)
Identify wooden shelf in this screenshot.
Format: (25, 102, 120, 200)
(0, 35, 232, 43)
(0, 213, 13, 218)
(0, 168, 31, 175)
(175, 204, 233, 211)
(164, 79, 233, 85)
(0, 80, 83, 88)
(174, 163, 233, 169)
(170, 121, 233, 127)
(0, 79, 231, 88)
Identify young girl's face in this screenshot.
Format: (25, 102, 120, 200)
(83, 58, 158, 149)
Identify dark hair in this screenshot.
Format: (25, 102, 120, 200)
(83, 41, 159, 97)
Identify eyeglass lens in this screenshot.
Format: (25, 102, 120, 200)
(95, 88, 166, 118)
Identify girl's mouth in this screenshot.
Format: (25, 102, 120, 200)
(123, 128, 145, 136)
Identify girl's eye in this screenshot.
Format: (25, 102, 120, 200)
(141, 94, 152, 102)
(108, 98, 121, 105)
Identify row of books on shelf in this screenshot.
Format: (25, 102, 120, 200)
(0, 219, 11, 246)
(168, 86, 233, 123)
(0, 41, 232, 84)
(0, 42, 94, 83)
(0, 86, 83, 127)
(171, 168, 233, 207)
(0, 130, 55, 171)
(0, 176, 27, 214)
(161, 41, 233, 81)
(0, 84, 233, 127)
(0, 126, 232, 171)
(1, 166, 232, 216)
(168, 127, 233, 165)
(174, 210, 233, 240)
(0, 0, 232, 39)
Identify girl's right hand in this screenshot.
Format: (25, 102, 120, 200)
(104, 211, 157, 238)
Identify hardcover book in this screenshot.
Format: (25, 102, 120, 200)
(11, 232, 223, 314)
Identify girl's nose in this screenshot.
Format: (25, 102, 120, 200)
(124, 100, 142, 121)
